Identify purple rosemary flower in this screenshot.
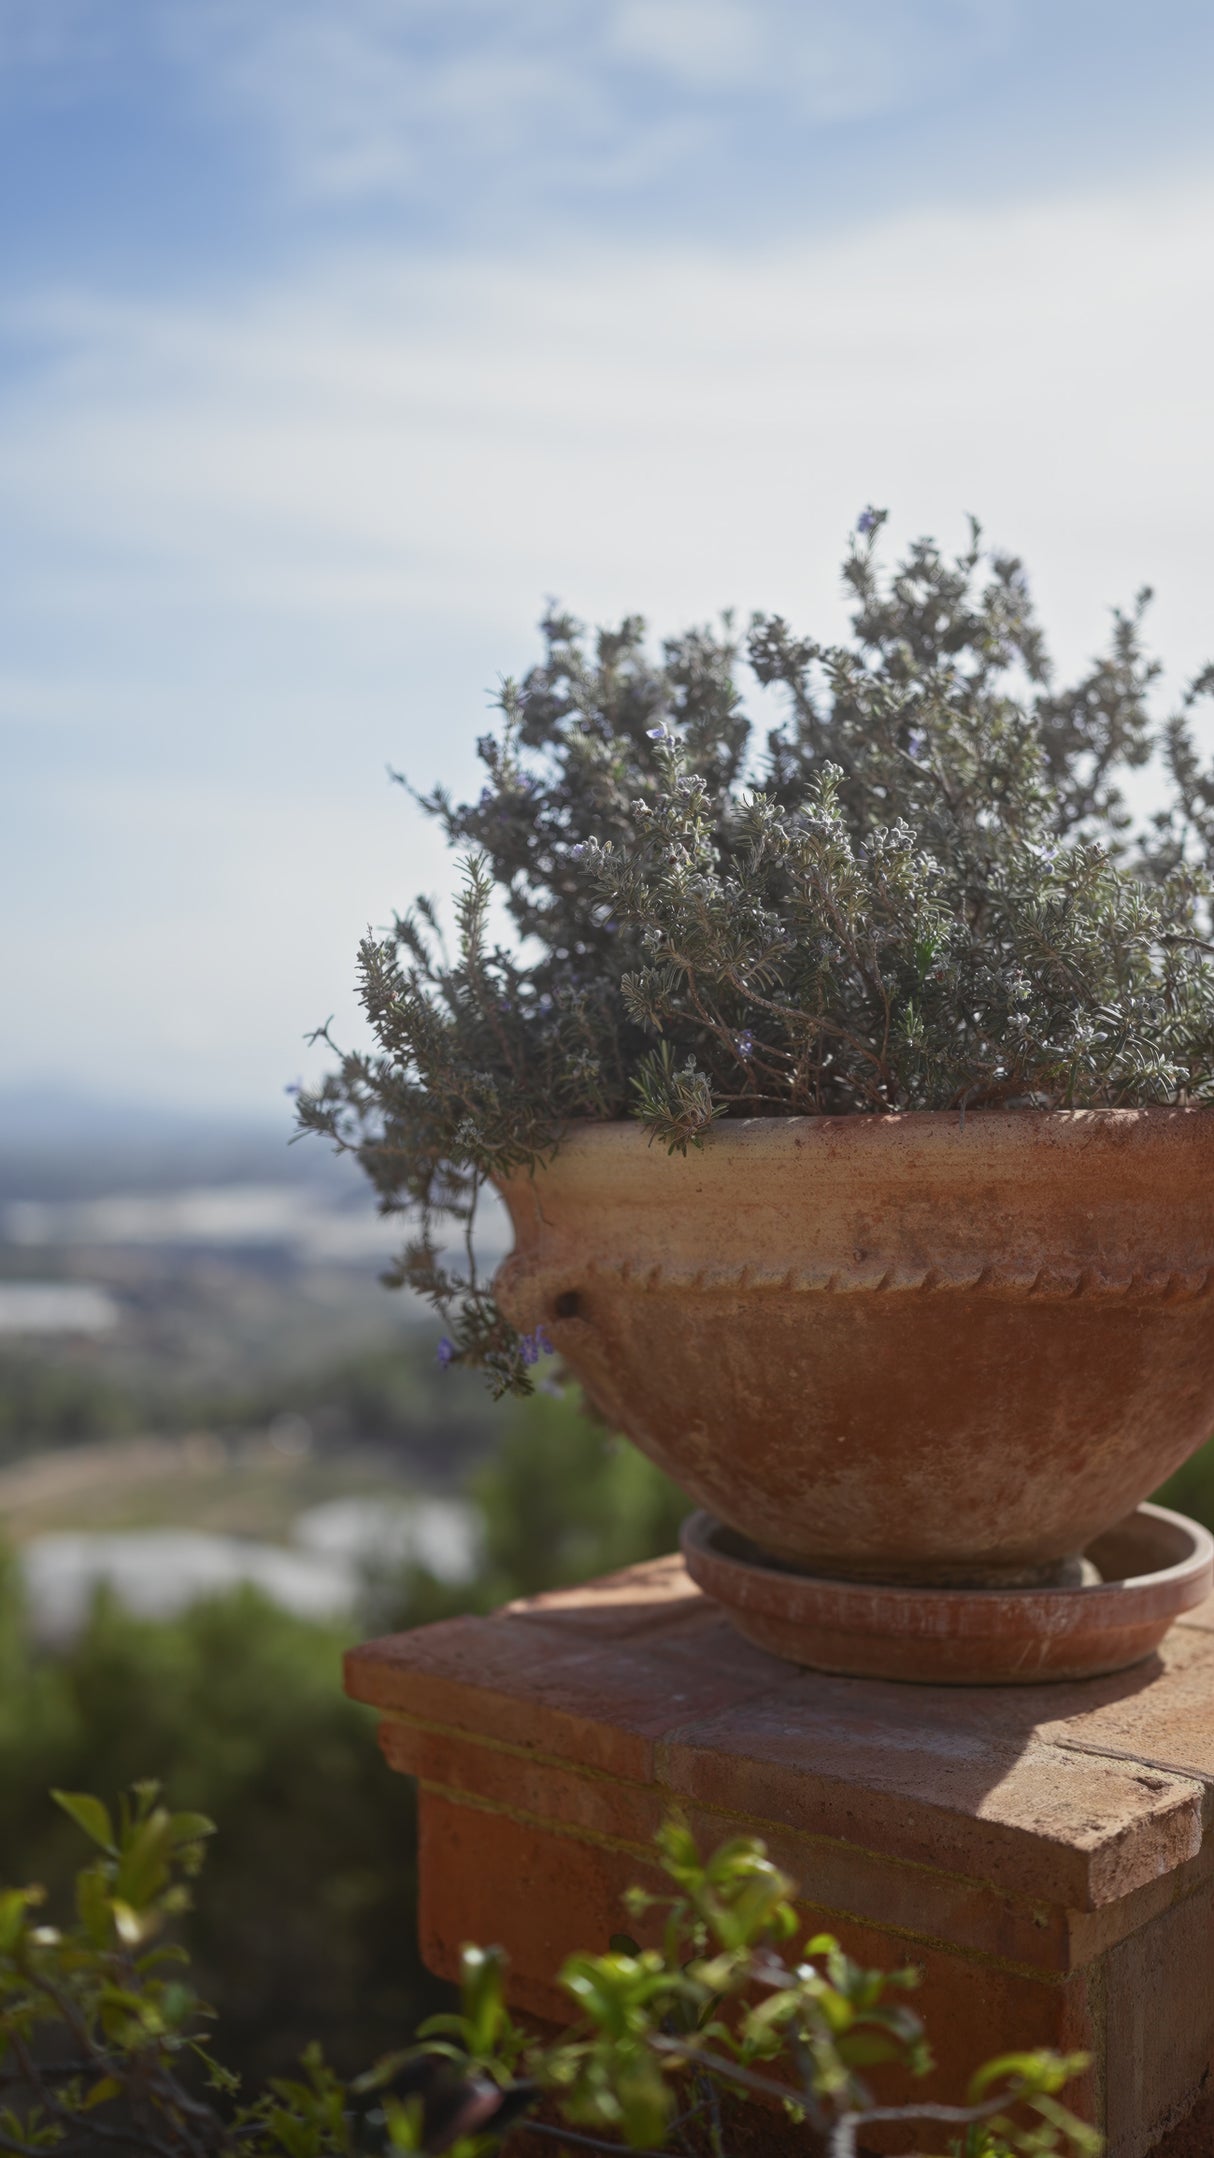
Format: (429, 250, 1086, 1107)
(570, 842, 587, 859)
(436, 1337, 457, 1370)
(906, 728, 927, 761)
(519, 1324, 556, 1366)
(856, 507, 881, 536)
(736, 1030, 755, 1059)
(284, 1080, 302, 1096)
(647, 723, 672, 742)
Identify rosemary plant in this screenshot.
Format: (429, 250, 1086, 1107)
(300, 513, 1214, 1391)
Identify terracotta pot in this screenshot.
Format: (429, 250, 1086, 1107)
(494, 1109, 1214, 1590)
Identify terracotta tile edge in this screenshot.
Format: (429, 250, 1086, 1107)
(381, 1701, 1209, 1913)
(385, 1707, 1125, 1948)
(416, 1778, 658, 1867)
(343, 1616, 582, 1707)
(657, 1725, 1210, 1900)
(416, 1778, 1077, 1984)
(377, 1705, 664, 1787)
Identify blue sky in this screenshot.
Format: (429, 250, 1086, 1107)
(4, 0, 1214, 1115)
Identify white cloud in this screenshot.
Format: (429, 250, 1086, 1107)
(4, 175, 1213, 657)
(4, 169, 1214, 1106)
(606, 0, 763, 90)
(607, 0, 1012, 118)
(0, 0, 1020, 204)
(189, 0, 1019, 196)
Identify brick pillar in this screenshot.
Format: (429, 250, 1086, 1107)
(347, 1557, 1214, 2158)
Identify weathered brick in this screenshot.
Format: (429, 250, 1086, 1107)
(350, 1555, 1214, 2158)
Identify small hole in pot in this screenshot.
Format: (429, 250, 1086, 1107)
(553, 1289, 582, 1320)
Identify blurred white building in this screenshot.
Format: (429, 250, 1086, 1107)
(18, 1495, 483, 1646)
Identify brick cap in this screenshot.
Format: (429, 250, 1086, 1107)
(345, 1556, 1214, 1913)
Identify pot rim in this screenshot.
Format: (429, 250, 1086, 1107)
(493, 1102, 1213, 1184)
(543, 1103, 1209, 1135)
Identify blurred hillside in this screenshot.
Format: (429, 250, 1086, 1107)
(0, 1088, 515, 1636)
(0, 1089, 510, 1428)
(0, 1088, 689, 2080)
(0, 1083, 506, 1424)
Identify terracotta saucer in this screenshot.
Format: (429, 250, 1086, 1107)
(679, 1502, 1214, 1685)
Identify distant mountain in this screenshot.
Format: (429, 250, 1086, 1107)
(0, 1082, 350, 1201)
(0, 1080, 286, 1145)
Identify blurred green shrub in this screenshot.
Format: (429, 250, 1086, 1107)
(477, 1391, 686, 1596)
(0, 1786, 1097, 2158)
(360, 1385, 687, 1635)
(0, 1353, 140, 1461)
(1153, 1436, 1214, 1534)
(0, 1386, 686, 2084)
(0, 1335, 499, 1470)
(0, 1556, 434, 2087)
